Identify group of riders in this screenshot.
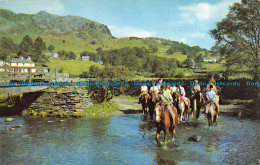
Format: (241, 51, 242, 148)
(138, 75, 220, 123)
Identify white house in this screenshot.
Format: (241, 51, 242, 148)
(203, 57, 217, 63)
(81, 56, 90, 61)
(44, 51, 59, 59)
(9, 56, 36, 73)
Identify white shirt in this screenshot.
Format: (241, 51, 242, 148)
(170, 86, 177, 93)
(141, 86, 148, 92)
(150, 86, 159, 93)
(176, 86, 186, 97)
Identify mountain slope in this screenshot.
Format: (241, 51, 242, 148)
(0, 9, 113, 41)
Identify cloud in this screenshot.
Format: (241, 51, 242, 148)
(179, 0, 241, 24)
(0, 0, 65, 15)
(108, 25, 155, 38)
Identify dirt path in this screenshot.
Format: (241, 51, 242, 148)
(112, 97, 141, 111)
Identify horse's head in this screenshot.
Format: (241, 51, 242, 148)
(155, 102, 164, 122)
(141, 93, 149, 104)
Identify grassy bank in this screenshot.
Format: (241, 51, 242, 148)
(46, 59, 103, 76)
(22, 100, 121, 118)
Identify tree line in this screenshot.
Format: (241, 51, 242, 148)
(79, 46, 186, 78)
(0, 35, 49, 63)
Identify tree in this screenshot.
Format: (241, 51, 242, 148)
(183, 58, 194, 68)
(167, 47, 176, 55)
(67, 51, 76, 60)
(48, 45, 55, 52)
(149, 45, 158, 53)
(18, 35, 34, 57)
(210, 0, 260, 80)
(58, 50, 68, 60)
(33, 36, 47, 63)
(88, 65, 134, 103)
(0, 37, 18, 61)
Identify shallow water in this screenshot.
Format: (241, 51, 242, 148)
(0, 113, 259, 165)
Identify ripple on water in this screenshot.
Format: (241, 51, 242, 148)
(0, 114, 259, 164)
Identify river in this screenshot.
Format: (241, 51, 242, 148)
(0, 111, 259, 165)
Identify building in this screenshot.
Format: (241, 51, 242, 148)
(96, 61, 103, 65)
(202, 57, 217, 63)
(9, 56, 36, 73)
(219, 59, 227, 64)
(44, 51, 59, 59)
(81, 56, 90, 61)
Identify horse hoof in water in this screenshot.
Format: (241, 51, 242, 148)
(162, 145, 168, 150)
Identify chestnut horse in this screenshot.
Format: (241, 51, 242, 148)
(205, 101, 218, 127)
(155, 102, 178, 146)
(176, 93, 191, 123)
(148, 91, 158, 120)
(140, 93, 149, 115)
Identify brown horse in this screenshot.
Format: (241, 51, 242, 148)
(175, 93, 191, 123)
(205, 101, 218, 127)
(147, 91, 158, 120)
(155, 102, 178, 146)
(140, 93, 149, 115)
(190, 91, 204, 119)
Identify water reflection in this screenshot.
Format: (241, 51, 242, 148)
(0, 113, 259, 164)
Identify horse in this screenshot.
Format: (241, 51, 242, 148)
(155, 102, 178, 146)
(175, 93, 191, 123)
(190, 91, 204, 119)
(147, 91, 158, 120)
(205, 101, 218, 127)
(140, 92, 149, 115)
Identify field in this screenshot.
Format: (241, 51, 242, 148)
(46, 59, 103, 76)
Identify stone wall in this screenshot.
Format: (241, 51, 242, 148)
(26, 87, 93, 114)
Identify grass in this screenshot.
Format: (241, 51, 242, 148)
(46, 59, 103, 76)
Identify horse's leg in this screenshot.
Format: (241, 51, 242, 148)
(211, 115, 214, 126)
(215, 114, 218, 126)
(156, 128, 161, 146)
(208, 115, 211, 127)
(196, 106, 200, 119)
(172, 125, 175, 141)
(163, 129, 169, 146)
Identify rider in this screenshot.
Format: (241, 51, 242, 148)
(150, 83, 159, 97)
(170, 85, 177, 95)
(191, 80, 201, 95)
(156, 79, 163, 93)
(176, 84, 189, 106)
(159, 87, 175, 122)
(205, 84, 220, 114)
(138, 84, 148, 104)
(207, 75, 218, 94)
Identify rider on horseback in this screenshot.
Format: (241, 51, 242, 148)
(191, 80, 201, 95)
(205, 84, 220, 114)
(176, 84, 189, 106)
(159, 87, 175, 122)
(150, 83, 159, 97)
(138, 85, 148, 104)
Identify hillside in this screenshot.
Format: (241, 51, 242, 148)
(0, 9, 113, 42)
(0, 9, 216, 78)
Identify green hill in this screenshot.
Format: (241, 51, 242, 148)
(0, 9, 213, 77)
(0, 9, 113, 41)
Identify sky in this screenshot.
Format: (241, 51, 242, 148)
(0, 0, 241, 49)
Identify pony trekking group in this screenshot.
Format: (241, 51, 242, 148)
(138, 75, 220, 146)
